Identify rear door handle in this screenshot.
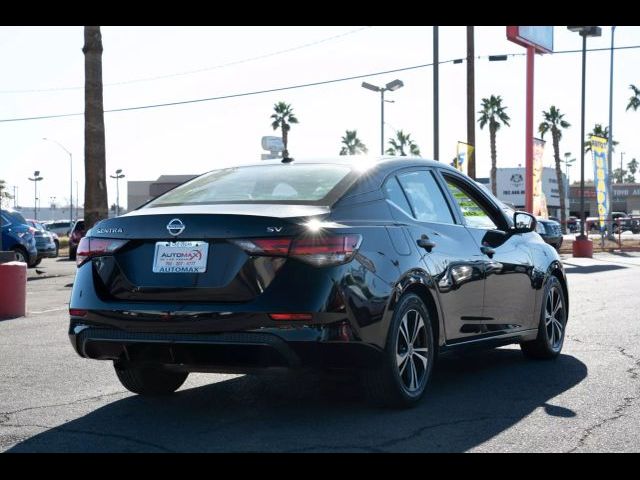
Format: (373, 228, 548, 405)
(417, 234, 436, 252)
(480, 246, 495, 258)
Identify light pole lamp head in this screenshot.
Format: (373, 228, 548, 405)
(116, 169, 122, 175)
(361, 82, 381, 93)
(567, 26, 602, 37)
(34, 170, 40, 176)
(385, 79, 404, 91)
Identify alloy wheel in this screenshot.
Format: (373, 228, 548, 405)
(396, 309, 429, 393)
(545, 286, 565, 351)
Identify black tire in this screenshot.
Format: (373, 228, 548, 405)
(29, 257, 42, 268)
(11, 246, 28, 264)
(54, 240, 59, 258)
(520, 276, 567, 360)
(114, 363, 188, 396)
(362, 293, 435, 408)
(69, 246, 77, 260)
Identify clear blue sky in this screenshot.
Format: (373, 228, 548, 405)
(0, 26, 638, 210)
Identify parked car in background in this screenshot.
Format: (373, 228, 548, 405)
(69, 158, 569, 408)
(68, 219, 86, 260)
(27, 219, 59, 261)
(587, 212, 639, 234)
(1, 209, 39, 267)
(567, 216, 580, 233)
(611, 212, 640, 234)
(44, 220, 73, 236)
(536, 218, 563, 252)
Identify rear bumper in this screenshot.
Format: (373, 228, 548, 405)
(69, 323, 385, 372)
(36, 244, 58, 258)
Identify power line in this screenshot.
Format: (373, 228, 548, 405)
(1, 44, 639, 124)
(0, 26, 373, 94)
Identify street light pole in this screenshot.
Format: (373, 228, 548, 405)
(362, 79, 404, 155)
(568, 26, 602, 257)
(28, 171, 43, 220)
(620, 152, 626, 182)
(606, 26, 616, 238)
(43, 138, 73, 228)
(110, 169, 125, 216)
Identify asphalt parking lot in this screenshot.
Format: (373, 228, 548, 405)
(1, 254, 639, 452)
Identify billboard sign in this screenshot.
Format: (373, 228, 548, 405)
(261, 136, 284, 152)
(507, 26, 554, 53)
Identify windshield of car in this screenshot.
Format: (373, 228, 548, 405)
(146, 164, 354, 207)
(6, 210, 28, 225)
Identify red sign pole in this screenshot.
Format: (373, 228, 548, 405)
(525, 45, 535, 214)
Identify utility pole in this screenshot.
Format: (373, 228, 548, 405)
(466, 26, 476, 179)
(433, 26, 439, 161)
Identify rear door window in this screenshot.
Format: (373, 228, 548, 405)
(397, 171, 454, 224)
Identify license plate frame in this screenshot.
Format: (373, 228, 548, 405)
(152, 241, 209, 273)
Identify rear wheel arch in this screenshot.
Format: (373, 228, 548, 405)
(550, 268, 569, 321)
(390, 274, 442, 349)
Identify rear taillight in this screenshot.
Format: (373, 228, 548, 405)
(76, 237, 127, 266)
(230, 234, 361, 267)
(269, 313, 312, 321)
(229, 238, 292, 256)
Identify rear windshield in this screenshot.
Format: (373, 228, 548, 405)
(145, 164, 354, 207)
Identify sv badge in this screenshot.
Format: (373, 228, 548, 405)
(266, 226, 284, 233)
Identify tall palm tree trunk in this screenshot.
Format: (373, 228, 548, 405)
(282, 127, 289, 158)
(490, 123, 497, 195)
(83, 26, 108, 230)
(552, 129, 567, 233)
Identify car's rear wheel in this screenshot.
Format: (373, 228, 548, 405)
(53, 240, 59, 257)
(69, 246, 77, 260)
(363, 293, 435, 408)
(114, 363, 188, 396)
(29, 257, 42, 268)
(521, 276, 567, 360)
(11, 246, 27, 264)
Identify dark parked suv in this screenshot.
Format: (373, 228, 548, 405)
(69, 158, 569, 407)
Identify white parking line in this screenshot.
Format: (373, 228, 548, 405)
(29, 307, 67, 314)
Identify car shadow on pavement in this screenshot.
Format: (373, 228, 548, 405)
(7, 348, 586, 452)
(563, 264, 627, 275)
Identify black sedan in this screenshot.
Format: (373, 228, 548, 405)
(69, 158, 568, 408)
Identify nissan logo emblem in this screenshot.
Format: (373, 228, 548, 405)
(166, 218, 186, 236)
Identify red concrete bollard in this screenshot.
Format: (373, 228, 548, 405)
(0, 261, 27, 319)
(572, 237, 593, 258)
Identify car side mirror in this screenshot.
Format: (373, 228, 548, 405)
(513, 211, 536, 233)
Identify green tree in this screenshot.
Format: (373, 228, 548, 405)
(385, 130, 420, 156)
(625, 158, 638, 183)
(613, 167, 627, 184)
(539, 106, 571, 233)
(339, 130, 368, 155)
(83, 26, 108, 230)
(626, 84, 640, 112)
(478, 95, 511, 195)
(270, 102, 299, 158)
(584, 124, 618, 153)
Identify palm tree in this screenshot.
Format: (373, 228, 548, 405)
(339, 130, 368, 155)
(626, 84, 640, 112)
(539, 106, 571, 233)
(0, 179, 11, 208)
(584, 124, 618, 153)
(478, 95, 511, 196)
(270, 102, 299, 158)
(83, 26, 108, 230)
(385, 130, 421, 156)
